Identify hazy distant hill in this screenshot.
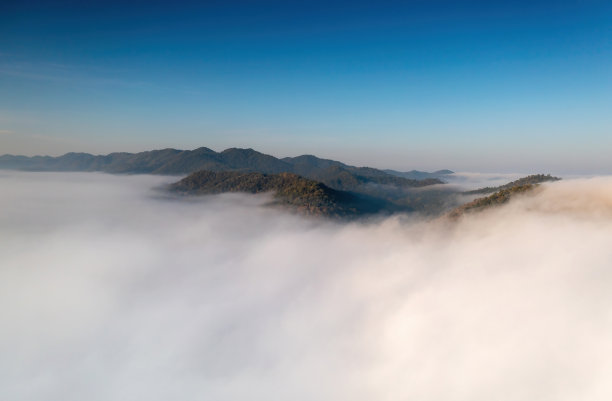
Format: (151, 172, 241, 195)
(283, 155, 443, 186)
(0, 147, 445, 198)
(0, 148, 294, 175)
(384, 169, 454, 180)
(170, 170, 394, 218)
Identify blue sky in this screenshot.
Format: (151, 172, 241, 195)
(1, 0, 611, 172)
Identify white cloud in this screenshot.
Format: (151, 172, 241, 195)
(1, 172, 612, 400)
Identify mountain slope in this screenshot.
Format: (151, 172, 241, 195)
(449, 184, 537, 218)
(170, 170, 393, 218)
(448, 174, 561, 218)
(464, 174, 561, 195)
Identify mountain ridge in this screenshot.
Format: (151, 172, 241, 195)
(170, 170, 395, 218)
(384, 169, 455, 180)
(463, 174, 561, 195)
(449, 184, 538, 219)
(0, 147, 447, 197)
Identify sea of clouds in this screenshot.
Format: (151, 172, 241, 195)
(2, 171, 612, 401)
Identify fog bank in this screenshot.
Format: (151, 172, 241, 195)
(2, 172, 612, 401)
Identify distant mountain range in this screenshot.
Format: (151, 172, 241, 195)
(0, 147, 561, 219)
(0, 147, 446, 196)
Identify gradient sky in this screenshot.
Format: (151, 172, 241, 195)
(1, 0, 611, 172)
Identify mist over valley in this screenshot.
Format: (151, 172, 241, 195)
(2, 171, 612, 400)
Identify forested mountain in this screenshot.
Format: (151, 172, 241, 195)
(0, 147, 445, 196)
(170, 170, 394, 218)
(449, 184, 538, 218)
(449, 174, 563, 218)
(464, 174, 561, 195)
(1, 147, 562, 219)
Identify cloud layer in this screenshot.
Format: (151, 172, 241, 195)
(2, 172, 612, 401)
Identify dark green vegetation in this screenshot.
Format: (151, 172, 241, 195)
(449, 183, 546, 219)
(463, 174, 561, 195)
(170, 171, 392, 218)
(170, 169, 459, 217)
(172, 169, 561, 219)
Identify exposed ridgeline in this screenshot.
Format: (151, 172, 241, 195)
(170, 170, 393, 218)
(0, 148, 288, 175)
(449, 174, 562, 218)
(464, 174, 561, 195)
(0, 147, 445, 196)
(449, 185, 537, 218)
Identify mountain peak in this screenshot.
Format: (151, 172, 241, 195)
(221, 147, 257, 154)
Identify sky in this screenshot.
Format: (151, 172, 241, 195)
(1, 0, 611, 172)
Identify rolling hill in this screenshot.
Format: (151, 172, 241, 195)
(170, 170, 394, 218)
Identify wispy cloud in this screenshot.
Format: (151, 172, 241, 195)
(0, 59, 154, 89)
